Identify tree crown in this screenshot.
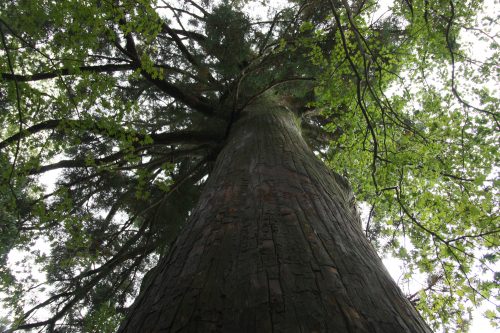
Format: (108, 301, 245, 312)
(0, 0, 498, 331)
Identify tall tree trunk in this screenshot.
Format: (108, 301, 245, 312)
(118, 101, 431, 332)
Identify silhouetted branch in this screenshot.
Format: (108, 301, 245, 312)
(1, 64, 135, 82)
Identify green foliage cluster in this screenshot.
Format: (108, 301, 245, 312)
(0, 0, 498, 332)
(308, 1, 499, 329)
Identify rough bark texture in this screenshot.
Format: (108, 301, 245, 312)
(118, 101, 432, 332)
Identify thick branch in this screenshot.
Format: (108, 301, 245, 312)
(0, 119, 62, 150)
(162, 24, 201, 69)
(30, 144, 214, 175)
(149, 130, 222, 145)
(1, 63, 135, 82)
(185, 0, 209, 17)
(140, 71, 214, 116)
(161, 23, 216, 84)
(113, 23, 215, 116)
(1, 118, 221, 151)
(168, 28, 207, 42)
(28, 150, 128, 175)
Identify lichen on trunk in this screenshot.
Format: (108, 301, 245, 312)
(118, 100, 431, 332)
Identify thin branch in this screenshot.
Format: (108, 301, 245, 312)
(444, 0, 499, 127)
(445, 229, 500, 245)
(329, 0, 379, 193)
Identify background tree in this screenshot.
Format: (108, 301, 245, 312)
(0, 0, 498, 332)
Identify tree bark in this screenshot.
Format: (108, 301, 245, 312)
(118, 100, 432, 332)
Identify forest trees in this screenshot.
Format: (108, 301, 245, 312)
(0, 0, 498, 332)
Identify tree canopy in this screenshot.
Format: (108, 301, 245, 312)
(0, 0, 498, 332)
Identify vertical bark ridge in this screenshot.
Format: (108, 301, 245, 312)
(118, 101, 432, 332)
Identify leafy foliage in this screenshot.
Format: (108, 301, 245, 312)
(0, 0, 498, 332)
